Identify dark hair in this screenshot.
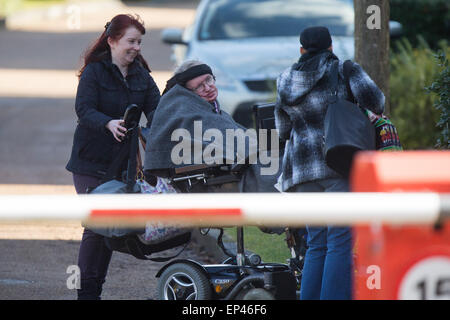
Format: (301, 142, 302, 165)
(78, 14, 150, 78)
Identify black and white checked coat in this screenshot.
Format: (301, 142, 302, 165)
(275, 52, 385, 191)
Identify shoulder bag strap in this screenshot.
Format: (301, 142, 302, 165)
(138, 127, 147, 151)
(343, 60, 356, 103)
(329, 60, 340, 102)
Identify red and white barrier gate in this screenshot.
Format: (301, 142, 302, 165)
(0, 151, 449, 300)
(351, 151, 450, 300)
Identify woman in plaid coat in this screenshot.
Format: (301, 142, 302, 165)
(275, 26, 384, 300)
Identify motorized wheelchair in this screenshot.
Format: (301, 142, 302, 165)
(110, 102, 307, 300)
(151, 102, 307, 300)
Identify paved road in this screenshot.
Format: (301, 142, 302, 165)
(0, 0, 196, 185)
(0, 0, 218, 300)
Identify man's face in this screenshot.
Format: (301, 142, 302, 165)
(186, 74, 218, 103)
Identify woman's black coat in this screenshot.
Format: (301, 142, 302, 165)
(66, 57, 160, 178)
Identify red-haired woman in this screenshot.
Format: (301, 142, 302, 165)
(66, 14, 160, 300)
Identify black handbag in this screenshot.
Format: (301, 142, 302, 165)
(87, 105, 192, 261)
(342, 60, 402, 152)
(323, 61, 375, 178)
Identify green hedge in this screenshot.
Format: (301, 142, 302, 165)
(426, 50, 450, 149)
(390, 37, 449, 149)
(391, 0, 450, 50)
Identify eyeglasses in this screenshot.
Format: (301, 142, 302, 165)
(189, 75, 216, 93)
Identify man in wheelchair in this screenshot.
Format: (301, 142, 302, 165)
(143, 60, 279, 194)
(141, 60, 309, 299)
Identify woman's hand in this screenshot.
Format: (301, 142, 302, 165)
(106, 119, 127, 142)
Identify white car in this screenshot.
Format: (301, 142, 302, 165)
(162, 0, 399, 127)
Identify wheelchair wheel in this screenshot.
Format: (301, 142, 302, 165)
(157, 263, 212, 300)
(242, 288, 275, 300)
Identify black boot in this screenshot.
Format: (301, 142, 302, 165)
(77, 279, 101, 300)
(96, 279, 106, 300)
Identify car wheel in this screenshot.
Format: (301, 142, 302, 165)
(157, 263, 212, 300)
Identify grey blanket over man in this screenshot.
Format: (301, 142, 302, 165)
(144, 84, 257, 170)
(144, 84, 280, 192)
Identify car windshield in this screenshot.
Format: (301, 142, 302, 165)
(199, 0, 354, 40)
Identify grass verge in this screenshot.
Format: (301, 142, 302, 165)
(223, 226, 291, 264)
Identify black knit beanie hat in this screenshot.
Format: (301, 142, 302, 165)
(300, 26, 332, 53)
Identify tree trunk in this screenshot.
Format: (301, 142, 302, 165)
(354, 0, 390, 114)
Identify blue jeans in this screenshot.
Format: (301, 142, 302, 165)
(288, 178, 353, 300)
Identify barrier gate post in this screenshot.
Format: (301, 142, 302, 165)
(351, 151, 450, 300)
